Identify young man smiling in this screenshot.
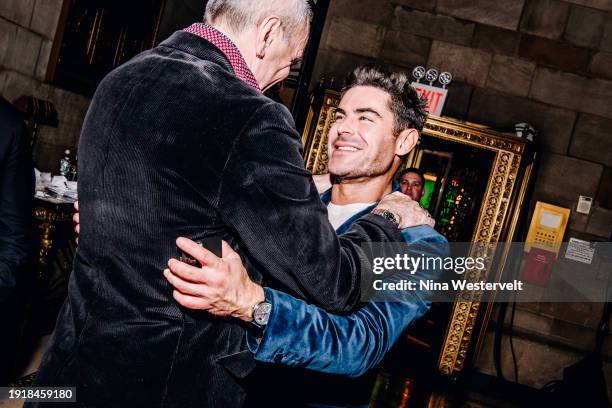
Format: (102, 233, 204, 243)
(164, 64, 449, 407)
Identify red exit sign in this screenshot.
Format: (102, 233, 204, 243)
(411, 82, 448, 117)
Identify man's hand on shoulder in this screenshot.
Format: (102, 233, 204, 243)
(374, 192, 434, 229)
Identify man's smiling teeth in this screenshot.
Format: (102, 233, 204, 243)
(337, 146, 358, 152)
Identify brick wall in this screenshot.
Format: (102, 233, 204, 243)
(312, 0, 612, 390)
(0, 0, 90, 172)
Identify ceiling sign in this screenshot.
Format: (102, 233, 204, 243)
(411, 67, 452, 117)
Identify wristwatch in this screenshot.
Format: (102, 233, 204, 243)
(373, 209, 399, 228)
(252, 299, 272, 328)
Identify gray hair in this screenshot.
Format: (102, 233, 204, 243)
(205, 0, 312, 41)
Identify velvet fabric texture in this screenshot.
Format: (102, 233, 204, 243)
(248, 228, 449, 377)
(28, 31, 404, 407)
(245, 192, 449, 407)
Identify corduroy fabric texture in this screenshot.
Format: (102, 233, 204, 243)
(28, 31, 404, 408)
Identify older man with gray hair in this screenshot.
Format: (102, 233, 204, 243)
(30, 1, 425, 407)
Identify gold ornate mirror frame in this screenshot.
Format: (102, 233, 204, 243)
(301, 89, 535, 377)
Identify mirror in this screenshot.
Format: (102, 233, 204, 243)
(406, 137, 496, 243)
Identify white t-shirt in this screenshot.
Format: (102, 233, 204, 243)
(327, 201, 376, 230)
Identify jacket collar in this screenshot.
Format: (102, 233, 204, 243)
(183, 24, 260, 90)
(320, 188, 377, 235)
(320, 182, 402, 234)
(158, 31, 235, 76)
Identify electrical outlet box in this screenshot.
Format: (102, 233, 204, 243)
(524, 202, 570, 256)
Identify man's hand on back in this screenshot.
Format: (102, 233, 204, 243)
(374, 191, 434, 229)
(164, 238, 265, 321)
(72, 202, 265, 321)
(72, 193, 434, 325)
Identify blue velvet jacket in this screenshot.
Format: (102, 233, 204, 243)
(246, 189, 450, 407)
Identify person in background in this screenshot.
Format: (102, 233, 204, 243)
(398, 167, 426, 203)
(0, 96, 35, 385)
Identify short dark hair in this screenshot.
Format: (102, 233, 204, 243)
(398, 167, 425, 185)
(342, 64, 428, 135)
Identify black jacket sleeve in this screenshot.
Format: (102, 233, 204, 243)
(218, 101, 404, 313)
(0, 98, 34, 302)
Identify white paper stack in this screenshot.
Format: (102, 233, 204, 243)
(35, 170, 78, 203)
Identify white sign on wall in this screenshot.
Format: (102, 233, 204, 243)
(565, 237, 595, 265)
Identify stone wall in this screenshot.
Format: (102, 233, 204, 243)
(157, 0, 204, 42)
(2, 0, 611, 393)
(0, 0, 209, 172)
(0, 0, 90, 172)
(312, 0, 612, 391)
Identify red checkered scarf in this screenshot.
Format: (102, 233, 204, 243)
(184, 23, 261, 91)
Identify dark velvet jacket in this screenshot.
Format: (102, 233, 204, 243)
(30, 31, 404, 407)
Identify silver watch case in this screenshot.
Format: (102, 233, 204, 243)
(252, 301, 272, 326)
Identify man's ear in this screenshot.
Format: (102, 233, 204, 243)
(395, 128, 419, 156)
(256, 16, 282, 58)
